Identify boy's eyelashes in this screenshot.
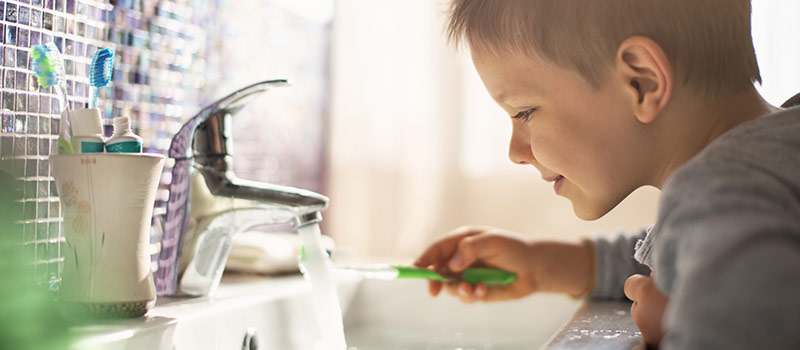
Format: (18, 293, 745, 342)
(512, 107, 538, 122)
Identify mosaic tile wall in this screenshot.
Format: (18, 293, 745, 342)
(0, 0, 331, 286)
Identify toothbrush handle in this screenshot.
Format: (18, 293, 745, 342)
(89, 86, 99, 109)
(55, 85, 68, 113)
(461, 268, 518, 285)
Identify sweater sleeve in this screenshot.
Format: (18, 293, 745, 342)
(587, 228, 652, 300)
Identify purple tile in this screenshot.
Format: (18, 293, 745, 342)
(32, 0, 42, 7)
(75, 81, 85, 98)
(64, 38, 73, 55)
(2, 91, 14, 110)
(15, 49, 27, 69)
(37, 158, 47, 176)
(6, 25, 17, 45)
(64, 58, 73, 75)
(54, 0, 63, 12)
(55, 15, 64, 33)
(37, 116, 48, 134)
(0, 136, 11, 152)
(28, 94, 38, 113)
(76, 1, 85, 16)
(66, 0, 73, 13)
(13, 136, 25, 156)
(40, 95, 50, 114)
(18, 6, 29, 25)
(26, 115, 37, 134)
(86, 24, 96, 40)
(38, 137, 48, 155)
(15, 71, 26, 91)
(18, 28, 28, 47)
(14, 114, 24, 132)
(5, 2, 16, 22)
(16, 93, 27, 112)
(3, 47, 13, 67)
(30, 9, 40, 27)
(28, 73, 37, 90)
(26, 137, 37, 155)
(30, 30, 40, 45)
(1, 114, 12, 133)
(65, 79, 73, 96)
(4, 69, 14, 88)
(42, 12, 52, 30)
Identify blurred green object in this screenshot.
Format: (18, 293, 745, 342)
(0, 168, 74, 350)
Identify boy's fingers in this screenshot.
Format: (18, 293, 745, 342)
(428, 280, 443, 297)
(415, 229, 482, 268)
(457, 282, 478, 303)
(624, 274, 651, 301)
(449, 234, 505, 271)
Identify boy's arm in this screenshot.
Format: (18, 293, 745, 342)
(587, 229, 652, 300)
(661, 231, 800, 349)
(654, 152, 800, 349)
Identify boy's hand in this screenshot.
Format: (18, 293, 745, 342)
(414, 226, 593, 303)
(624, 273, 669, 349)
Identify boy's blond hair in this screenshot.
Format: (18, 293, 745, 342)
(448, 0, 761, 94)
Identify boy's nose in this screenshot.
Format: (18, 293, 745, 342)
(508, 122, 536, 165)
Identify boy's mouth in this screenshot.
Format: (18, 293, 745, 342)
(544, 175, 566, 194)
(543, 175, 564, 182)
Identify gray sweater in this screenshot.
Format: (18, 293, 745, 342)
(590, 105, 800, 349)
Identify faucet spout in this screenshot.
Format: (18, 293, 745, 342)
(156, 80, 330, 296)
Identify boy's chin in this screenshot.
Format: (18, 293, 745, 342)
(570, 198, 617, 221)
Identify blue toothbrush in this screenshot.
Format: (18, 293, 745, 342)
(88, 48, 115, 109)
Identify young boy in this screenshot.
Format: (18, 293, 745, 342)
(414, 1, 800, 349)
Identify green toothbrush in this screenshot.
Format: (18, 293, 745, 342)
(299, 246, 517, 285)
(363, 264, 516, 285)
(331, 264, 517, 285)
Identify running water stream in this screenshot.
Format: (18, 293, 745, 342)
(297, 223, 348, 349)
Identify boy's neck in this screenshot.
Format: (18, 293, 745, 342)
(653, 86, 780, 188)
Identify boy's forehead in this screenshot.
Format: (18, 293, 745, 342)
(471, 48, 549, 101)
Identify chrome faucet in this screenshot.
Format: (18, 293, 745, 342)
(155, 80, 329, 296)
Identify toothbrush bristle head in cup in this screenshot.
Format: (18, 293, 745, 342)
(31, 43, 66, 89)
(89, 48, 115, 88)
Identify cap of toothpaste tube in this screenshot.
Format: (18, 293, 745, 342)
(70, 108, 104, 137)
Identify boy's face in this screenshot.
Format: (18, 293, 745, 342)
(471, 49, 651, 220)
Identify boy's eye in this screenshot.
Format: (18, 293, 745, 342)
(512, 108, 537, 122)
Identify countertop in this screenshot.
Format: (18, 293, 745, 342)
(544, 300, 645, 350)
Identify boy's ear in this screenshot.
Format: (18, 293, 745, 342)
(616, 36, 673, 124)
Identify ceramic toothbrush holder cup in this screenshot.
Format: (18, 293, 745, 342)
(50, 153, 165, 318)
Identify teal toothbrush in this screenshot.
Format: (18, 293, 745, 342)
(31, 43, 73, 154)
(88, 48, 114, 109)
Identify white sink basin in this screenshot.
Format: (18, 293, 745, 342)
(343, 279, 579, 350)
(71, 275, 584, 350)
